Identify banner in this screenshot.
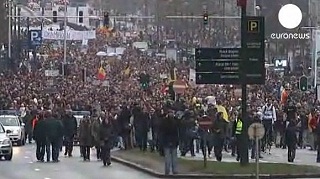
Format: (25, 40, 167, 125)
(42, 30, 96, 40)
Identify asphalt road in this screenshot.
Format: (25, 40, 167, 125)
(0, 144, 156, 179)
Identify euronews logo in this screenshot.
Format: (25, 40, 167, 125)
(270, 4, 310, 40)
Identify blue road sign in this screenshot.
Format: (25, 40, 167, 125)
(28, 30, 42, 48)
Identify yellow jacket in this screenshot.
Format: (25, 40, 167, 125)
(216, 105, 229, 122)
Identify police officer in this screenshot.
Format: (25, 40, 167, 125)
(232, 114, 243, 161)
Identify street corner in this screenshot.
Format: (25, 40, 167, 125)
(111, 155, 164, 178)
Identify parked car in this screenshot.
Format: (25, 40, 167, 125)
(0, 114, 26, 146)
(0, 122, 13, 160)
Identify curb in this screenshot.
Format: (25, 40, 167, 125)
(111, 156, 320, 179)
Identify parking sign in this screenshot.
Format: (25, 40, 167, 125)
(29, 30, 42, 48)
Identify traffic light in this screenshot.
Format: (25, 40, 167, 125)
(299, 76, 308, 91)
(53, 11, 57, 23)
(139, 73, 150, 90)
(203, 12, 208, 25)
(103, 12, 110, 27)
(79, 11, 83, 23)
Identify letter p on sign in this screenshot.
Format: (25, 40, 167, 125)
(31, 31, 39, 41)
(248, 20, 259, 33)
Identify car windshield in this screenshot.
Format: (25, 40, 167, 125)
(0, 125, 4, 133)
(0, 117, 19, 126)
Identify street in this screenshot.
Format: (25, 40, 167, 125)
(0, 144, 156, 179)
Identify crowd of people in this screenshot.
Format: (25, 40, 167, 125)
(0, 15, 319, 175)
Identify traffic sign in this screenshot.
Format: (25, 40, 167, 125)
(173, 80, 187, 94)
(195, 48, 241, 84)
(29, 30, 42, 48)
(242, 16, 265, 84)
(248, 123, 265, 140)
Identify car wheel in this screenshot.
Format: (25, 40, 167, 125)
(4, 151, 12, 161)
(17, 140, 22, 146)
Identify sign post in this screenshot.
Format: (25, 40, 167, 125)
(239, 5, 265, 165)
(248, 123, 265, 179)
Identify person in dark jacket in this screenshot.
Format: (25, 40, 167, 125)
(79, 115, 93, 161)
(62, 110, 77, 157)
(33, 116, 47, 162)
(99, 113, 114, 166)
(160, 109, 179, 175)
(212, 112, 227, 161)
(23, 110, 34, 144)
(45, 111, 64, 162)
(91, 114, 101, 160)
(285, 119, 298, 162)
(133, 106, 149, 151)
(118, 106, 132, 150)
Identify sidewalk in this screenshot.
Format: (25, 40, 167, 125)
(179, 147, 320, 167)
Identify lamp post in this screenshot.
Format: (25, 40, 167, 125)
(62, 0, 67, 76)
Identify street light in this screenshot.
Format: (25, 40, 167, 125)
(62, 0, 67, 76)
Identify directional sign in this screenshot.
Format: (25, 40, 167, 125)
(242, 16, 265, 84)
(29, 30, 42, 48)
(195, 48, 241, 84)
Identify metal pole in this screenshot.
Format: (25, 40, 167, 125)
(63, 0, 67, 76)
(13, 4, 16, 38)
(203, 132, 207, 168)
(8, 0, 12, 58)
(240, 1, 249, 166)
(253, 0, 257, 16)
(17, 7, 21, 61)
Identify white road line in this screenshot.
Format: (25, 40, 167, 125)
(34, 168, 40, 171)
(44, 178, 51, 179)
(24, 156, 30, 159)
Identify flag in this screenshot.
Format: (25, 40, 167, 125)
(97, 66, 106, 80)
(168, 64, 177, 83)
(123, 64, 131, 76)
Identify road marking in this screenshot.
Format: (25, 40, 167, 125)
(44, 178, 51, 179)
(28, 161, 33, 164)
(34, 168, 40, 171)
(24, 156, 30, 159)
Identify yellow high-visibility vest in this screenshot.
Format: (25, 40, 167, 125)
(235, 119, 243, 135)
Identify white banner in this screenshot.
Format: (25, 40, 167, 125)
(42, 30, 96, 40)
